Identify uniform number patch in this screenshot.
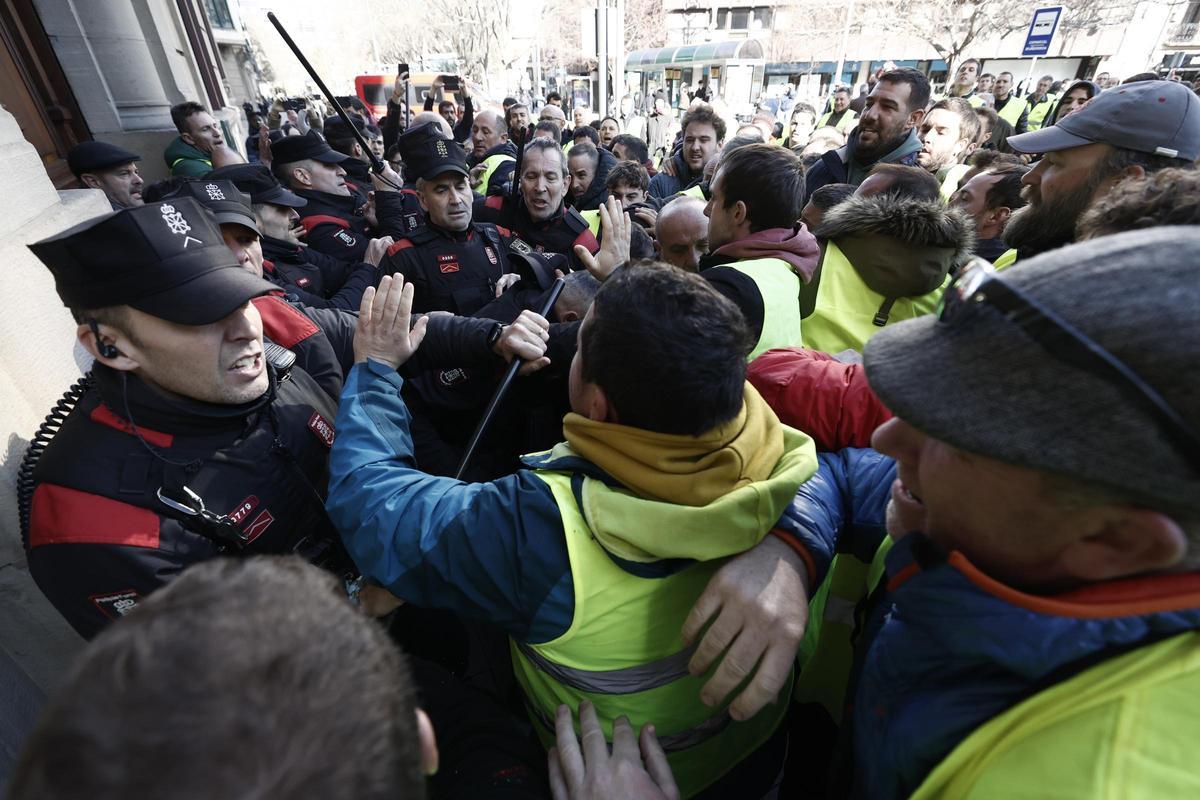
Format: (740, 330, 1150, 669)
(335, 230, 357, 247)
(438, 253, 461, 274)
(91, 589, 141, 620)
(308, 411, 336, 448)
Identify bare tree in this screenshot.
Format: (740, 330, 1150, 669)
(854, 0, 1137, 73)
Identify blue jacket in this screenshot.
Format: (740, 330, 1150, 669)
(325, 360, 837, 643)
(647, 152, 703, 199)
(788, 446, 1200, 799)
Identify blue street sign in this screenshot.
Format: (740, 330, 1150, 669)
(1023, 6, 1063, 57)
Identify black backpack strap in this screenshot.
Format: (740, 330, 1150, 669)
(562, 208, 589, 235)
(799, 243, 827, 319)
(873, 297, 898, 327)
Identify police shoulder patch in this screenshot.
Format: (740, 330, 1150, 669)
(510, 237, 533, 255)
(90, 589, 140, 620)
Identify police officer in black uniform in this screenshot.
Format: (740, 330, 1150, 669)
(321, 114, 375, 197)
(21, 198, 353, 639)
(208, 163, 378, 311)
(378, 123, 521, 316)
(473, 136, 602, 271)
(67, 141, 145, 210)
(270, 130, 405, 263)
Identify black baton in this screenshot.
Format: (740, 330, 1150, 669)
(455, 278, 566, 480)
(267, 12, 395, 182)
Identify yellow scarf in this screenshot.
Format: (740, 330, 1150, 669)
(562, 383, 784, 507)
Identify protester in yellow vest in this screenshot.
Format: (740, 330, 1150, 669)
(916, 98, 982, 200)
(802, 164, 974, 354)
(674, 227, 1200, 798)
(327, 260, 821, 799)
(991, 72, 1030, 133)
(694, 144, 819, 360)
(818, 88, 859, 133)
(1024, 73, 1058, 131)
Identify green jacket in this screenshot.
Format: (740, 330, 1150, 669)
(164, 136, 213, 178)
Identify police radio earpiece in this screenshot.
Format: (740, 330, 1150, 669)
(88, 320, 120, 360)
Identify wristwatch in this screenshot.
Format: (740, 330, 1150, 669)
(486, 321, 505, 350)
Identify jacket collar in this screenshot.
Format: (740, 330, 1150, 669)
(91, 362, 276, 436)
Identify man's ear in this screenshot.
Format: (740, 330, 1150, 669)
(558, 308, 579, 322)
(908, 108, 927, 129)
(578, 379, 617, 424)
(990, 206, 1012, 227)
(416, 708, 438, 776)
(732, 199, 749, 229)
(292, 166, 313, 189)
(415, 189, 430, 214)
(180, 130, 197, 147)
(1056, 507, 1187, 583)
(353, 143, 364, 158)
(77, 323, 140, 372)
(80, 174, 102, 191)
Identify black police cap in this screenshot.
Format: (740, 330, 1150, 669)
(510, 251, 567, 291)
(323, 113, 369, 142)
(397, 122, 469, 181)
(207, 164, 308, 209)
(270, 129, 349, 166)
(67, 141, 141, 178)
(28, 198, 275, 325)
(162, 179, 259, 235)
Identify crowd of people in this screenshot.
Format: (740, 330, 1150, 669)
(12, 56, 1200, 799)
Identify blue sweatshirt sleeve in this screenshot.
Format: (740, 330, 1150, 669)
(326, 359, 574, 642)
(772, 448, 897, 587)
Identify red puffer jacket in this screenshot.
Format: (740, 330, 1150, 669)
(748, 348, 892, 451)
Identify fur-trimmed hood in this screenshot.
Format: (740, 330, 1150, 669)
(814, 193, 976, 297)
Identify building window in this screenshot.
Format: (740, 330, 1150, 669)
(730, 8, 750, 29)
(203, 0, 235, 30)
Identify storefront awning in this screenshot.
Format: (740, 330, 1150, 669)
(625, 39, 765, 69)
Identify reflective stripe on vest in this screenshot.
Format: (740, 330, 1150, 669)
(725, 257, 805, 361)
(818, 108, 859, 133)
(479, 153, 515, 191)
(511, 471, 791, 798)
(794, 536, 893, 721)
(579, 209, 601, 237)
(966, 95, 984, 108)
(802, 241, 948, 354)
(994, 96, 1027, 128)
(1026, 94, 1057, 131)
(993, 248, 1018, 271)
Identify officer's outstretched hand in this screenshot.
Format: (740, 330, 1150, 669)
(548, 701, 679, 800)
(494, 310, 551, 375)
(681, 535, 810, 721)
(354, 273, 428, 369)
(574, 196, 631, 282)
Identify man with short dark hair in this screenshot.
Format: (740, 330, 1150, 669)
(917, 98, 982, 198)
(379, 124, 519, 315)
(8, 557, 434, 799)
(800, 182, 855, 230)
(207, 163, 382, 311)
(605, 160, 650, 208)
(806, 68, 930, 196)
(271, 130, 403, 263)
(976, 72, 995, 95)
(649, 105, 726, 198)
(567, 142, 617, 212)
(474, 138, 600, 270)
(21, 199, 350, 640)
(950, 164, 1029, 261)
(699, 144, 817, 359)
(992, 72, 1030, 134)
(948, 58, 981, 104)
(327, 264, 821, 799)
(611, 133, 653, 173)
(998, 79, 1200, 269)
(67, 141, 144, 210)
(818, 88, 858, 133)
(803, 162, 974, 353)
(165, 101, 224, 177)
(506, 102, 531, 139)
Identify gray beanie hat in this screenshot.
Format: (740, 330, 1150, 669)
(863, 226, 1200, 508)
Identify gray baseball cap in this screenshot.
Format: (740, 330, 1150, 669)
(863, 226, 1200, 509)
(1007, 80, 1200, 160)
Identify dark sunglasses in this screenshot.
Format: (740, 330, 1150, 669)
(940, 258, 1200, 473)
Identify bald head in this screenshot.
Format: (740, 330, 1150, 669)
(539, 104, 567, 131)
(655, 197, 709, 273)
(470, 110, 508, 157)
(411, 111, 453, 140)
